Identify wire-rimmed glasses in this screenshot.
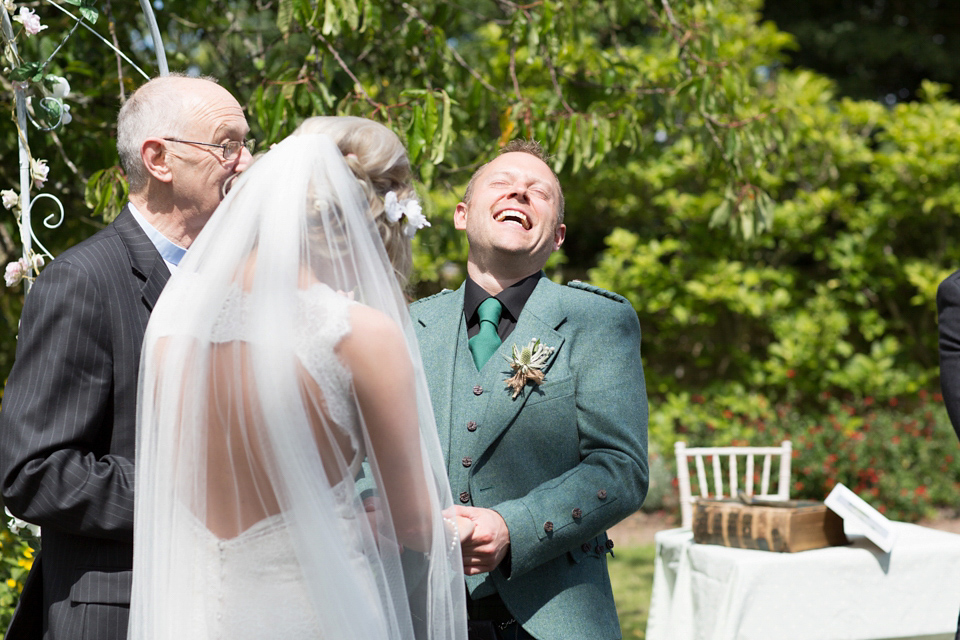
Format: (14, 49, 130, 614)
(163, 137, 256, 160)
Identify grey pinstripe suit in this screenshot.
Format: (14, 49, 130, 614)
(0, 207, 169, 640)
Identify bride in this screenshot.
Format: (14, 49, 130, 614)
(129, 117, 468, 639)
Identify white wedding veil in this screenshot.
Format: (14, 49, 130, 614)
(129, 129, 467, 639)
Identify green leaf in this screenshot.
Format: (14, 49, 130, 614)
(9, 62, 44, 83)
(322, 0, 339, 35)
(268, 93, 286, 142)
(407, 105, 426, 164)
(570, 115, 584, 173)
(709, 199, 731, 229)
(277, 0, 295, 36)
(423, 91, 438, 149)
(85, 167, 129, 223)
(553, 117, 573, 172)
(79, 5, 98, 24)
(36, 98, 63, 129)
(430, 90, 453, 166)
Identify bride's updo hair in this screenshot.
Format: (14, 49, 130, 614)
(293, 116, 416, 286)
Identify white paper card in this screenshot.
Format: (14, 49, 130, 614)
(825, 482, 897, 552)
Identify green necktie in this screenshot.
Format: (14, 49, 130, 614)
(469, 297, 503, 370)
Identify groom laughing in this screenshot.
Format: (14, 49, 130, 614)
(412, 140, 649, 639)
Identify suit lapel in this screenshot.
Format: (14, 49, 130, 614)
(475, 279, 567, 454)
(113, 206, 170, 311)
(413, 286, 466, 452)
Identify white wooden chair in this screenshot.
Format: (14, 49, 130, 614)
(674, 440, 793, 528)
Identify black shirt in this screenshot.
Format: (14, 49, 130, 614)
(464, 272, 543, 341)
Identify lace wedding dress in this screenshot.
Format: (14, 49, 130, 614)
(129, 133, 466, 640)
(176, 283, 385, 639)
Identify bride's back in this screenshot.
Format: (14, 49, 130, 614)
(203, 275, 362, 539)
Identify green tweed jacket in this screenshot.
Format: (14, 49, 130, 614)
(411, 276, 649, 640)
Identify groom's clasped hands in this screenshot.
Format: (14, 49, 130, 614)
(446, 506, 511, 575)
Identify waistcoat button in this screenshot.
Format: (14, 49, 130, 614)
(473, 385, 483, 395)
(466, 421, 478, 432)
(459, 491, 471, 503)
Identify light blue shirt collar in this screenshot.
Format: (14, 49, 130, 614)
(128, 203, 187, 268)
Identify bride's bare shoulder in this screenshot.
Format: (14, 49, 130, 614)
(338, 304, 410, 370)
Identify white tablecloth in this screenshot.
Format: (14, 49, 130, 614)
(647, 523, 960, 640)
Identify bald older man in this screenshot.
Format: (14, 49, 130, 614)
(0, 75, 252, 640)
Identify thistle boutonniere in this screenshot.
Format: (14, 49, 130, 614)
(504, 338, 554, 399)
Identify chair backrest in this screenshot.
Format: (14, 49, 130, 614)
(674, 440, 792, 528)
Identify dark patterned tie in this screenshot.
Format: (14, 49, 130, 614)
(469, 297, 503, 370)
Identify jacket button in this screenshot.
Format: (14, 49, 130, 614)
(473, 385, 483, 396)
(543, 521, 554, 533)
(606, 539, 615, 550)
(459, 492, 471, 503)
(595, 545, 604, 554)
(581, 543, 591, 553)
(597, 489, 608, 500)
(466, 421, 478, 432)
(462, 457, 473, 468)
(572, 508, 583, 519)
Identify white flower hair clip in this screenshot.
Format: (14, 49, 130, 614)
(384, 191, 430, 238)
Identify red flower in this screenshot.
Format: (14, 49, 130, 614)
(864, 396, 874, 406)
(786, 369, 796, 378)
(918, 389, 929, 401)
(934, 392, 943, 403)
(794, 481, 804, 492)
(889, 397, 899, 407)
(892, 436, 900, 445)
(915, 486, 927, 496)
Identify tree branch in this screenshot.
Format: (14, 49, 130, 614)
(104, 0, 125, 103)
(313, 30, 382, 111)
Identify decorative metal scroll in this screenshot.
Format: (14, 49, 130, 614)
(3, 0, 168, 294)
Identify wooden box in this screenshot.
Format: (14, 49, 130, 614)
(692, 498, 848, 552)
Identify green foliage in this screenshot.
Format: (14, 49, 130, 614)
(762, 0, 960, 103)
(663, 389, 960, 522)
(61, 0, 99, 25)
(0, 523, 37, 629)
(587, 70, 960, 408)
(85, 167, 129, 223)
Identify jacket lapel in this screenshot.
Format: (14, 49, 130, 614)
(113, 206, 170, 311)
(413, 286, 466, 450)
(475, 279, 567, 454)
